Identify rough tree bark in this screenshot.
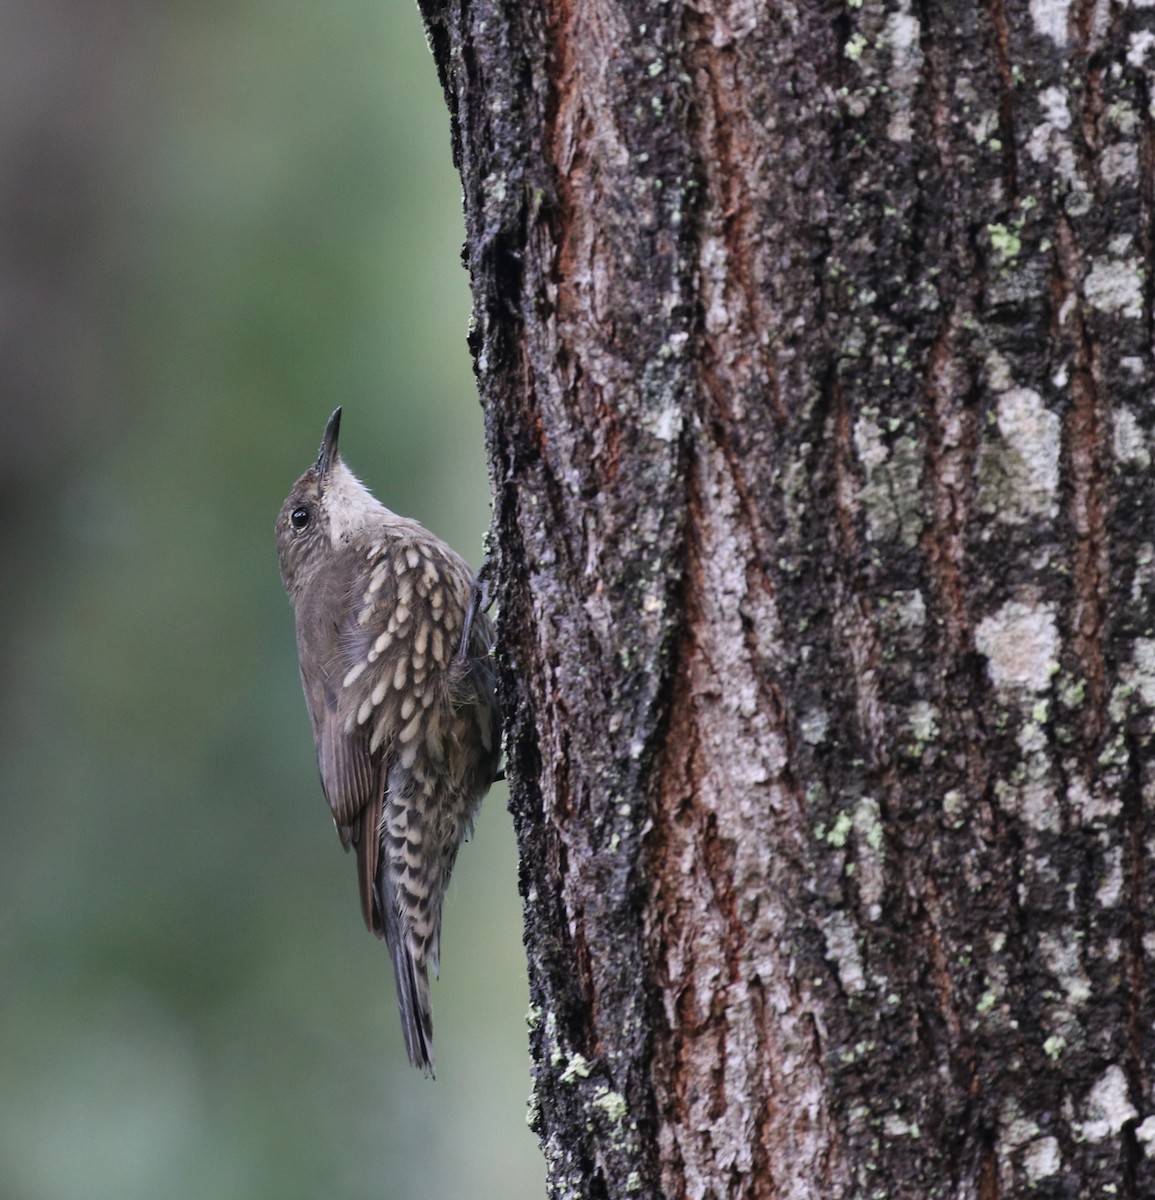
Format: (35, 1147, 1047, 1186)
(417, 0, 1155, 1196)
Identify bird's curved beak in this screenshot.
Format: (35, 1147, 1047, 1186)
(316, 407, 342, 487)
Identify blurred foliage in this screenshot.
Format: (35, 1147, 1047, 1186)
(0, 2, 541, 1197)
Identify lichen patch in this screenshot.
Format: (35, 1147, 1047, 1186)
(1029, 0, 1071, 45)
(1077, 1065, 1137, 1142)
(1084, 258, 1143, 319)
(1022, 1136, 1061, 1181)
(1113, 407, 1150, 468)
(883, 6, 922, 143)
(978, 388, 1060, 522)
(975, 601, 1059, 692)
(822, 912, 867, 994)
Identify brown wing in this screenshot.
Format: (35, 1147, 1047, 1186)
(317, 704, 383, 934)
(295, 545, 394, 935)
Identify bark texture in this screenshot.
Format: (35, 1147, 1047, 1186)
(417, 0, 1155, 1196)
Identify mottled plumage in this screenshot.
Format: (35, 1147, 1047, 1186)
(276, 409, 499, 1074)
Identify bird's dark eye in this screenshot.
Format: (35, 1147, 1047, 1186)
(291, 506, 311, 531)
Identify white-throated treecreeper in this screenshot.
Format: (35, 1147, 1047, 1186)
(276, 408, 500, 1074)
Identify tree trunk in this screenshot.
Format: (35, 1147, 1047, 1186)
(417, 0, 1155, 1195)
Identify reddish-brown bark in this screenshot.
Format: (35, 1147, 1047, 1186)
(419, 0, 1155, 1195)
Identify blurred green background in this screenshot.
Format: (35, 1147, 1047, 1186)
(0, 2, 541, 1197)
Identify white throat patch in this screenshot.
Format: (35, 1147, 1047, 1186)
(325, 459, 392, 548)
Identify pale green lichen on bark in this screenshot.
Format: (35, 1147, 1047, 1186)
(820, 810, 854, 848)
(844, 33, 868, 62)
(942, 789, 965, 828)
(853, 412, 924, 548)
(838, 1039, 878, 1066)
(854, 796, 884, 852)
(987, 222, 1022, 262)
(883, 1115, 921, 1139)
(905, 700, 938, 747)
(592, 1087, 629, 1126)
(976, 386, 1061, 522)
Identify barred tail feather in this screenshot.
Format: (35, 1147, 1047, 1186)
(384, 896, 435, 1075)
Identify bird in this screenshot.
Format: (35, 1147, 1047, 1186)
(275, 407, 500, 1074)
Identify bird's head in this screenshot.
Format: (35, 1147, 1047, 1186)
(276, 407, 389, 598)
